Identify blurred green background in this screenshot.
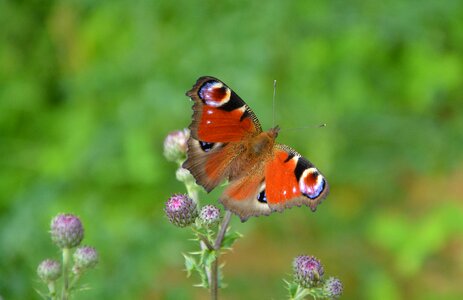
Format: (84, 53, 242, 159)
(1, 0, 463, 299)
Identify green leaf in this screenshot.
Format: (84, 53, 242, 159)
(183, 254, 197, 277)
(195, 266, 209, 289)
(35, 288, 48, 300)
(284, 279, 299, 298)
(201, 249, 217, 268)
(307, 286, 328, 299)
(221, 231, 242, 249)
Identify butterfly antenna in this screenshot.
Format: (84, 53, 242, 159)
(280, 123, 327, 132)
(272, 79, 277, 127)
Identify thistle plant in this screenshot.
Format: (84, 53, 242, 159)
(164, 129, 241, 300)
(164, 129, 342, 299)
(37, 213, 99, 300)
(285, 255, 343, 299)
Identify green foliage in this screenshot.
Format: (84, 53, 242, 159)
(221, 231, 243, 250)
(285, 280, 332, 300)
(1, 0, 463, 299)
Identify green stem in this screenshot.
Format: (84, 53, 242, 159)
(294, 286, 310, 300)
(68, 272, 82, 292)
(214, 211, 232, 249)
(210, 211, 232, 300)
(196, 232, 214, 251)
(185, 183, 198, 204)
(178, 161, 199, 204)
(183, 174, 199, 204)
(61, 248, 71, 300)
(47, 281, 56, 300)
(210, 258, 218, 300)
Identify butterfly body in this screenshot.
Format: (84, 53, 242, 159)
(183, 76, 329, 221)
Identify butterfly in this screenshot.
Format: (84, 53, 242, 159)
(183, 76, 329, 221)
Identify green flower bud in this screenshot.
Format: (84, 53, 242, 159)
(50, 213, 84, 249)
(73, 246, 99, 272)
(37, 259, 62, 282)
(163, 129, 189, 162)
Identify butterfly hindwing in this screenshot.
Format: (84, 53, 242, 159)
(264, 145, 329, 212)
(220, 173, 272, 222)
(217, 145, 329, 221)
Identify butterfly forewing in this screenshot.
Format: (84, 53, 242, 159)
(185, 76, 262, 142)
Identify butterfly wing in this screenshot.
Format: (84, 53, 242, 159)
(220, 145, 329, 221)
(220, 169, 271, 221)
(183, 76, 262, 191)
(264, 145, 329, 212)
(186, 76, 262, 142)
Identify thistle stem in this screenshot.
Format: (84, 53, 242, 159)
(69, 272, 82, 292)
(61, 248, 71, 300)
(210, 210, 232, 300)
(178, 161, 199, 204)
(185, 180, 198, 204)
(214, 211, 232, 249)
(47, 281, 56, 300)
(197, 233, 214, 251)
(210, 258, 218, 300)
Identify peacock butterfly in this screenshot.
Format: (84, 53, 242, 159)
(182, 76, 329, 221)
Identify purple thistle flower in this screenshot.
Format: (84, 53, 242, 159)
(293, 255, 324, 288)
(163, 129, 189, 162)
(324, 277, 343, 298)
(73, 246, 99, 273)
(50, 213, 84, 249)
(37, 259, 62, 282)
(199, 205, 221, 225)
(165, 194, 198, 227)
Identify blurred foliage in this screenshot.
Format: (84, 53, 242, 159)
(1, 0, 463, 299)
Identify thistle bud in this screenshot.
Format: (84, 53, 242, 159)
(163, 129, 189, 162)
(324, 277, 343, 298)
(37, 259, 62, 283)
(293, 255, 324, 288)
(199, 205, 221, 225)
(73, 246, 99, 272)
(50, 213, 84, 249)
(165, 194, 198, 227)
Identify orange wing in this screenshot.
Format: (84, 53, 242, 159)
(219, 145, 329, 221)
(265, 145, 329, 212)
(186, 76, 262, 142)
(183, 76, 262, 191)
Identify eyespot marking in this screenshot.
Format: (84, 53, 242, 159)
(256, 182, 267, 203)
(257, 190, 267, 203)
(299, 168, 325, 199)
(198, 81, 231, 107)
(199, 141, 215, 152)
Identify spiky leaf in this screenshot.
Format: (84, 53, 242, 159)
(221, 231, 242, 249)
